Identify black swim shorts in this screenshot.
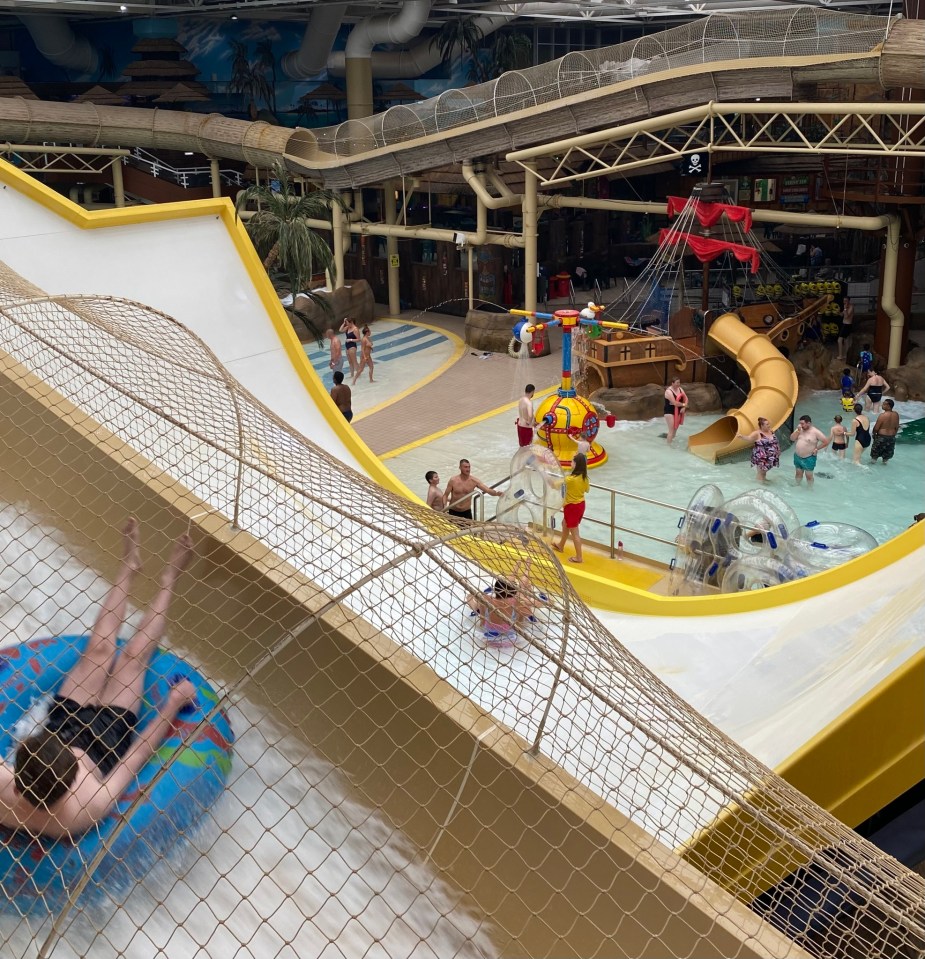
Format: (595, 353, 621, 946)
(447, 508, 474, 521)
(45, 697, 139, 777)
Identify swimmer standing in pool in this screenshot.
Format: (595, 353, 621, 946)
(0, 518, 196, 838)
(790, 415, 829, 486)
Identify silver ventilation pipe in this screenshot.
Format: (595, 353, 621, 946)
(281, 3, 348, 80)
(329, 13, 508, 80)
(18, 14, 99, 78)
(341, 0, 432, 118)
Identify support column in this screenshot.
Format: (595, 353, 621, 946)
(468, 247, 474, 311)
(384, 183, 401, 315)
(210, 158, 221, 199)
(331, 199, 345, 290)
(523, 163, 539, 314)
(111, 158, 124, 208)
(345, 57, 374, 121)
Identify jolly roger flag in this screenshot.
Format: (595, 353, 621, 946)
(680, 153, 705, 176)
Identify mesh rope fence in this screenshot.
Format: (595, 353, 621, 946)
(0, 257, 923, 958)
(305, 8, 889, 158)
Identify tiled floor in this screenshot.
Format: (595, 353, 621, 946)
(355, 309, 565, 455)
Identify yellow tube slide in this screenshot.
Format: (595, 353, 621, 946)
(688, 311, 798, 463)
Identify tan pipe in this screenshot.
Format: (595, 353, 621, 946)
(331, 201, 346, 290)
(384, 183, 401, 315)
(523, 163, 539, 314)
(881, 216, 903, 370)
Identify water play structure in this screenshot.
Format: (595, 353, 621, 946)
(510, 306, 625, 467)
(1, 154, 923, 959)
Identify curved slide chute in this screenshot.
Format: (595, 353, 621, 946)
(687, 311, 798, 464)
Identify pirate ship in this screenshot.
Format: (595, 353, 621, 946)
(572, 182, 832, 462)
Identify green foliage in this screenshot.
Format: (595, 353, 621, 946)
(429, 16, 487, 82)
(487, 32, 533, 78)
(429, 20, 534, 84)
(236, 161, 346, 345)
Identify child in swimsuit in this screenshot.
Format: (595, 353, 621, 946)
(829, 415, 849, 459)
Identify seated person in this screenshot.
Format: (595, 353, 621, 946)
(0, 518, 196, 839)
(467, 564, 536, 633)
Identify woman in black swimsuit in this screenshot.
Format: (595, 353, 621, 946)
(850, 402, 871, 464)
(340, 317, 360, 379)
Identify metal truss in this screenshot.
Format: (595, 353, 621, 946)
(0, 143, 128, 175)
(507, 102, 925, 188)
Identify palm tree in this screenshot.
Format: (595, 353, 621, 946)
(256, 37, 278, 116)
(229, 39, 272, 119)
(429, 16, 488, 84)
(487, 32, 533, 78)
(236, 161, 346, 343)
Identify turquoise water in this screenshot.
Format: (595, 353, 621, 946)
(386, 391, 925, 565)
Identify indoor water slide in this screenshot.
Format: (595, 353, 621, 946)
(687, 311, 799, 464)
(1, 160, 922, 853)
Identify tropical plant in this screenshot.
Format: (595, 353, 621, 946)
(255, 38, 278, 115)
(228, 39, 272, 119)
(429, 16, 488, 84)
(95, 44, 117, 82)
(236, 161, 346, 343)
(486, 31, 533, 78)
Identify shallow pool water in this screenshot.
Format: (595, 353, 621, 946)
(304, 319, 457, 417)
(386, 391, 925, 565)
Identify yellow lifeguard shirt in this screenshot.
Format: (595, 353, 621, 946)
(563, 474, 590, 505)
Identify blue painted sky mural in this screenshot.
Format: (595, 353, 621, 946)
(13, 15, 458, 126)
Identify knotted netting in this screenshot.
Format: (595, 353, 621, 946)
(0, 258, 923, 959)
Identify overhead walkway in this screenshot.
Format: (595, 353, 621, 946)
(0, 11, 922, 190)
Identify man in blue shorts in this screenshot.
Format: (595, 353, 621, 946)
(790, 415, 829, 486)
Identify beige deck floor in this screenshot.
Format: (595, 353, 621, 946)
(355, 307, 568, 456)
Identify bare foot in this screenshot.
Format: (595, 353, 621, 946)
(552, 543, 563, 552)
(568, 556, 583, 564)
(122, 516, 142, 572)
(161, 533, 194, 587)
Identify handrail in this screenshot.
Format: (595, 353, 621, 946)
(128, 147, 245, 189)
(471, 473, 687, 561)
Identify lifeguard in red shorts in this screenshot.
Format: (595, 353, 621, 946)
(553, 452, 590, 564)
(516, 384, 536, 447)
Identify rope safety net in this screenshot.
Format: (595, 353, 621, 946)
(0, 258, 923, 958)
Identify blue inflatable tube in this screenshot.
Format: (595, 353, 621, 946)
(0, 635, 234, 912)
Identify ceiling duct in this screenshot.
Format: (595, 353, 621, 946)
(281, 3, 348, 80)
(17, 14, 99, 78)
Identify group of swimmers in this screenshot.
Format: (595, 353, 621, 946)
(327, 317, 374, 422)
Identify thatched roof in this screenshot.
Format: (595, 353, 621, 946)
(122, 59, 198, 79)
(375, 82, 424, 103)
(75, 84, 125, 105)
(302, 82, 347, 102)
(0, 76, 38, 100)
(131, 38, 186, 55)
(153, 82, 210, 104)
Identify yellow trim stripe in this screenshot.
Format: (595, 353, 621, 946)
(0, 158, 422, 510)
(353, 319, 466, 423)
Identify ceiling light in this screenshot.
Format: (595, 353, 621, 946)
(119, 4, 127, 11)
(230, 14, 238, 19)
(184, 151, 194, 156)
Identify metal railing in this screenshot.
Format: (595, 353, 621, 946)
(471, 475, 686, 562)
(127, 148, 246, 190)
